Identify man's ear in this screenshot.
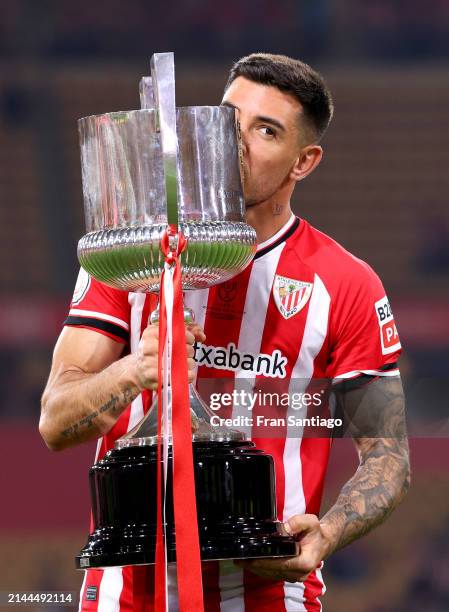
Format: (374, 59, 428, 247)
(290, 145, 323, 182)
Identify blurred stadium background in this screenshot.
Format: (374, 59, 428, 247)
(0, 1, 448, 610)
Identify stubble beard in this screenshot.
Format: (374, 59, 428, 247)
(244, 181, 285, 210)
(243, 176, 278, 209)
(243, 165, 292, 210)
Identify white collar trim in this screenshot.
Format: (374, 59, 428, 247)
(256, 213, 296, 251)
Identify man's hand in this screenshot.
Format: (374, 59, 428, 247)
(235, 514, 331, 583)
(186, 324, 206, 381)
(133, 323, 206, 391)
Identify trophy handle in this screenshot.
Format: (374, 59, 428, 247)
(150, 52, 179, 228)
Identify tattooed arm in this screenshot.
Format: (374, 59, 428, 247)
(319, 375, 410, 555)
(40, 324, 204, 451)
(237, 376, 410, 582)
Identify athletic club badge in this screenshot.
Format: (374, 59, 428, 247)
(273, 275, 313, 320)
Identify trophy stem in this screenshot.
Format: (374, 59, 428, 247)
(116, 382, 244, 448)
(149, 301, 194, 325)
(115, 299, 244, 448)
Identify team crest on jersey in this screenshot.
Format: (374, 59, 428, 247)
(273, 275, 313, 320)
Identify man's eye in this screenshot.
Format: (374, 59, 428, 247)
(259, 126, 276, 137)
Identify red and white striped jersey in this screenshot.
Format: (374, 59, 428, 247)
(66, 214, 401, 611)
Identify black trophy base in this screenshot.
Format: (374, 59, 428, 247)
(76, 441, 296, 569)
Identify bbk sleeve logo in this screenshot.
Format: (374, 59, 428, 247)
(375, 296, 401, 355)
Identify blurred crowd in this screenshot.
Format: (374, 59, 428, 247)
(1, 0, 449, 61)
(326, 513, 449, 612)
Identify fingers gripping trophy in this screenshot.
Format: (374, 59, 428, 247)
(75, 53, 296, 606)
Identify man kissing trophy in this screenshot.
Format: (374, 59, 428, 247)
(75, 53, 295, 609)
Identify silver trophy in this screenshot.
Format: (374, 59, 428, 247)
(76, 53, 296, 568)
(78, 60, 255, 294)
(78, 53, 255, 445)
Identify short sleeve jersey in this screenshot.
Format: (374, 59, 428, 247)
(68, 215, 401, 612)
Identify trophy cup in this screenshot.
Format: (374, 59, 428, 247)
(76, 53, 296, 569)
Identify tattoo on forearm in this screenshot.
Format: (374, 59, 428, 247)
(61, 387, 134, 440)
(322, 377, 410, 554)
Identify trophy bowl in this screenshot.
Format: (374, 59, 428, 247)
(75, 55, 296, 569)
(77, 106, 256, 293)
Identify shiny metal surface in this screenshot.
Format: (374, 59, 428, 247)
(115, 385, 244, 448)
(79, 109, 165, 231)
(78, 220, 255, 292)
(78, 105, 254, 292)
(76, 440, 297, 567)
(78, 106, 245, 230)
(77, 55, 256, 448)
(139, 76, 154, 110)
(150, 52, 179, 228)
(149, 305, 194, 325)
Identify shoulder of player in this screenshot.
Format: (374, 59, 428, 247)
(292, 219, 381, 289)
(76, 273, 132, 303)
(69, 270, 132, 320)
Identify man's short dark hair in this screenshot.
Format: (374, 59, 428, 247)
(225, 53, 334, 142)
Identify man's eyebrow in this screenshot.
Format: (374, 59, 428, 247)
(256, 115, 285, 132)
(221, 101, 286, 132)
(222, 101, 238, 111)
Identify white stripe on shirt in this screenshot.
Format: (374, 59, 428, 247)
(68, 309, 130, 330)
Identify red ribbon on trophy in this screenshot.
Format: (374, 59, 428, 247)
(155, 226, 204, 611)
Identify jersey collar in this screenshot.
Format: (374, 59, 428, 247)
(254, 214, 300, 260)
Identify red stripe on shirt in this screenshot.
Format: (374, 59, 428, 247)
(248, 242, 313, 611)
(79, 570, 103, 612)
(243, 569, 286, 611)
(303, 569, 325, 611)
